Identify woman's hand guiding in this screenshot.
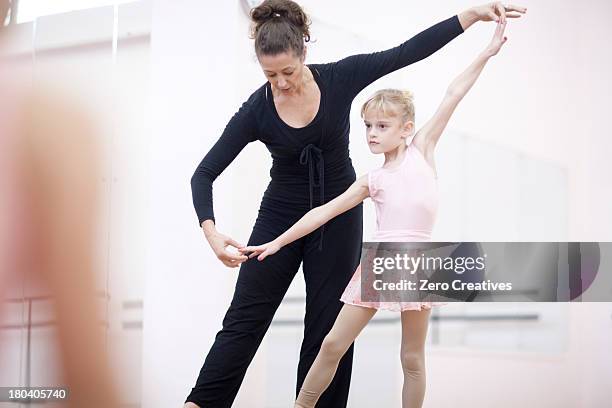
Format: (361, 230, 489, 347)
(475, 2, 527, 23)
(203, 227, 248, 268)
(460, 2, 526, 30)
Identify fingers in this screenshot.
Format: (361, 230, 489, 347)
(233, 247, 266, 261)
(237, 246, 263, 258)
(257, 250, 270, 262)
(221, 257, 245, 268)
(222, 248, 247, 263)
(494, 24, 508, 51)
(249, 251, 261, 259)
(220, 257, 238, 268)
(226, 238, 244, 249)
(239, 245, 263, 252)
(494, 19, 503, 37)
(504, 4, 527, 13)
(225, 253, 247, 262)
(226, 256, 247, 265)
(239, 245, 270, 261)
(497, 19, 507, 37)
(495, 2, 506, 23)
(221, 243, 277, 263)
(491, 18, 506, 43)
(501, 4, 526, 20)
(224, 259, 240, 268)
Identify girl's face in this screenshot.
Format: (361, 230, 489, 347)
(258, 50, 306, 95)
(363, 107, 414, 154)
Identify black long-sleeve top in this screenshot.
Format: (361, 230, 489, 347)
(191, 15, 464, 236)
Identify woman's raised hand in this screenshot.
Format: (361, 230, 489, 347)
(473, 2, 526, 23)
(239, 241, 282, 262)
(204, 228, 248, 268)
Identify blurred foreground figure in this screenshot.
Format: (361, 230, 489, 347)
(0, 2, 121, 406)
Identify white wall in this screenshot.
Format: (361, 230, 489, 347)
(143, 1, 261, 407)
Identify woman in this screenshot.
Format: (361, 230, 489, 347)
(185, 1, 525, 407)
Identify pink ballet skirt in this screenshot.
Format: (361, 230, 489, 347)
(340, 142, 448, 312)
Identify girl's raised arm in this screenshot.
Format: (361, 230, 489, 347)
(240, 175, 370, 261)
(413, 20, 509, 155)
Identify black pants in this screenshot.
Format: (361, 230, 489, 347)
(185, 199, 363, 407)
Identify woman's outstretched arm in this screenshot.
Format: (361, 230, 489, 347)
(240, 175, 370, 261)
(333, 3, 525, 100)
(413, 19, 511, 154)
(334, 15, 464, 99)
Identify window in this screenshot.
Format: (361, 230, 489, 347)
(16, 0, 140, 23)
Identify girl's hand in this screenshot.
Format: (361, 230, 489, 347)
(239, 240, 282, 261)
(485, 20, 508, 57)
(473, 2, 526, 23)
(204, 228, 248, 268)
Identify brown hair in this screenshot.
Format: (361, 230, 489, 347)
(250, 0, 311, 57)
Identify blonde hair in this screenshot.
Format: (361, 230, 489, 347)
(360, 89, 415, 123)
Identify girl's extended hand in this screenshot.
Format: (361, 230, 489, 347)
(485, 20, 508, 57)
(473, 2, 526, 23)
(239, 240, 282, 261)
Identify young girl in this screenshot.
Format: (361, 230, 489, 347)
(240, 20, 509, 408)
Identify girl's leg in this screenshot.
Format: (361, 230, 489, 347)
(399, 308, 432, 408)
(295, 304, 377, 408)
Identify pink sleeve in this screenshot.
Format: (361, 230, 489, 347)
(368, 170, 378, 198)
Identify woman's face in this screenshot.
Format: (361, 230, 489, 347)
(363, 108, 414, 154)
(258, 50, 305, 95)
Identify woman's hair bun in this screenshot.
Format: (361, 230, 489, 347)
(250, 0, 311, 44)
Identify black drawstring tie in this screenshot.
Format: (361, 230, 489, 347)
(299, 143, 325, 251)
